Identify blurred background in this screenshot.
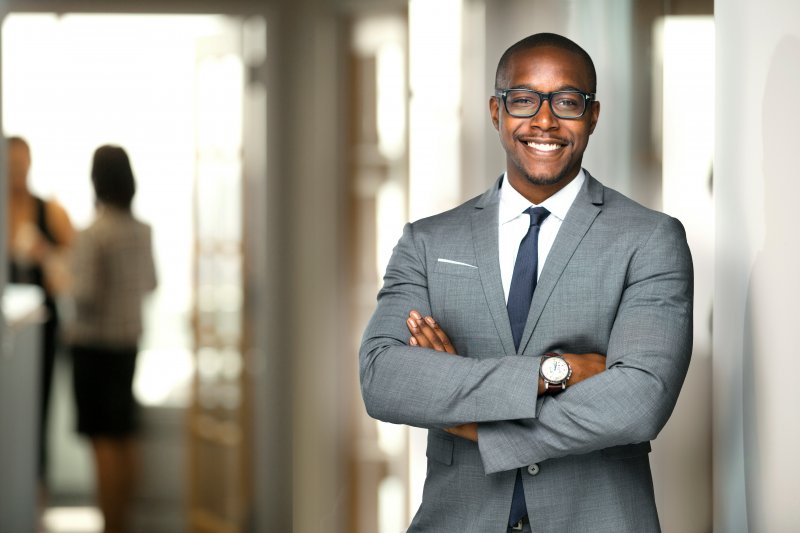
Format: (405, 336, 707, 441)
(0, 0, 797, 532)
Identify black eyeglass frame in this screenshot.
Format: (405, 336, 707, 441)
(494, 88, 596, 119)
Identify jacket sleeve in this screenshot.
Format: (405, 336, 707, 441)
(359, 222, 541, 428)
(477, 216, 694, 474)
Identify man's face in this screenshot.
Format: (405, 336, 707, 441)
(490, 46, 599, 193)
(8, 143, 31, 194)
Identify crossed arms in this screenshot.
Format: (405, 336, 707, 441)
(359, 216, 693, 473)
(406, 310, 606, 442)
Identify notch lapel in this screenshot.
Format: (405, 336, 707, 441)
(518, 174, 605, 354)
(471, 178, 516, 357)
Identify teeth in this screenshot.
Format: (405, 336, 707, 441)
(526, 142, 562, 151)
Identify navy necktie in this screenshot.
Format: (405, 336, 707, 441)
(507, 206, 550, 527)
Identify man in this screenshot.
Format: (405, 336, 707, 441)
(360, 33, 693, 533)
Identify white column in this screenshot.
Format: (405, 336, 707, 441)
(408, 0, 463, 221)
(714, 0, 800, 531)
(477, 0, 635, 197)
(657, 16, 714, 533)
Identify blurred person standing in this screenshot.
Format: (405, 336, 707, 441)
(68, 145, 156, 533)
(6, 136, 75, 492)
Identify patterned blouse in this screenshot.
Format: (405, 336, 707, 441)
(69, 207, 157, 348)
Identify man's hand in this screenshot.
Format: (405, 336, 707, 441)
(406, 310, 457, 354)
(406, 310, 478, 441)
(405, 310, 607, 441)
(444, 423, 479, 441)
(407, 310, 606, 391)
(560, 352, 607, 389)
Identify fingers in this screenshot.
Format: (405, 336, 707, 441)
(425, 316, 456, 354)
(406, 310, 457, 354)
(406, 313, 443, 350)
(415, 313, 447, 353)
(444, 423, 478, 442)
(406, 312, 432, 349)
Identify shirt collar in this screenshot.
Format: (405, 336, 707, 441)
(499, 169, 585, 225)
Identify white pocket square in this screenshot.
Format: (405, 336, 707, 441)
(437, 258, 478, 269)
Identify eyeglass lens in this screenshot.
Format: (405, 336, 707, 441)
(505, 90, 587, 118)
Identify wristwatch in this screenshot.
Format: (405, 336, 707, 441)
(540, 352, 572, 393)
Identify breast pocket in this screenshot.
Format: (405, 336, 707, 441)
(430, 259, 496, 357)
(434, 259, 480, 279)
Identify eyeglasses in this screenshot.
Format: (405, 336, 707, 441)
(495, 88, 595, 119)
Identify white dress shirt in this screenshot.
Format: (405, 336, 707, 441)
(498, 170, 585, 302)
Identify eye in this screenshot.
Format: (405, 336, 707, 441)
(552, 94, 582, 110)
(507, 90, 541, 107)
(510, 95, 535, 106)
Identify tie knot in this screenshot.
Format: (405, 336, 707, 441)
(524, 206, 550, 227)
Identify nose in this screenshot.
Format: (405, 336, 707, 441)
(530, 99, 558, 130)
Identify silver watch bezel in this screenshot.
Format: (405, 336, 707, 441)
(540, 354, 572, 388)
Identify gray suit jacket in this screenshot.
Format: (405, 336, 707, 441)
(360, 172, 693, 533)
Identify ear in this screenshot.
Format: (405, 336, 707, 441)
(588, 100, 600, 134)
(490, 96, 500, 131)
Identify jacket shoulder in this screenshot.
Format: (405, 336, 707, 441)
(598, 183, 684, 234)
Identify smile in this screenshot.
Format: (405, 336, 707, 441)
(525, 141, 564, 152)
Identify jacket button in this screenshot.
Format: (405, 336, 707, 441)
(527, 464, 540, 476)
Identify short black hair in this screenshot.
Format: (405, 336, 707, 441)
(495, 33, 597, 93)
(91, 145, 136, 210)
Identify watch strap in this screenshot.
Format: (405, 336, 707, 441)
(544, 381, 566, 392)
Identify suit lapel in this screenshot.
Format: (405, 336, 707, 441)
(518, 173, 605, 354)
(471, 178, 516, 356)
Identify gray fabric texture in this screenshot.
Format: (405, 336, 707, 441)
(359, 172, 693, 533)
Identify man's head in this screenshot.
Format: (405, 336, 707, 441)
(495, 33, 596, 93)
(8, 136, 32, 195)
(490, 33, 599, 202)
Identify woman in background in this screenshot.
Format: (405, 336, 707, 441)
(6, 136, 74, 492)
(69, 145, 156, 533)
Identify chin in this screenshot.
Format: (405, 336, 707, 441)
(523, 171, 569, 187)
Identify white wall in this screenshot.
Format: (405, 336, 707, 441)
(714, 0, 800, 531)
(466, 0, 635, 199)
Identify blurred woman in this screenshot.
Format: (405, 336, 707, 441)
(6, 136, 74, 490)
(69, 145, 156, 533)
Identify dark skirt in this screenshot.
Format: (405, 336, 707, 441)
(71, 344, 139, 437)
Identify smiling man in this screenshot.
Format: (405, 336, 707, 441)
(492, 38, 598, 201)
(360, 33, 693, 533)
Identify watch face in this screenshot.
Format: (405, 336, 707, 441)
(542, 357, 570, 382)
